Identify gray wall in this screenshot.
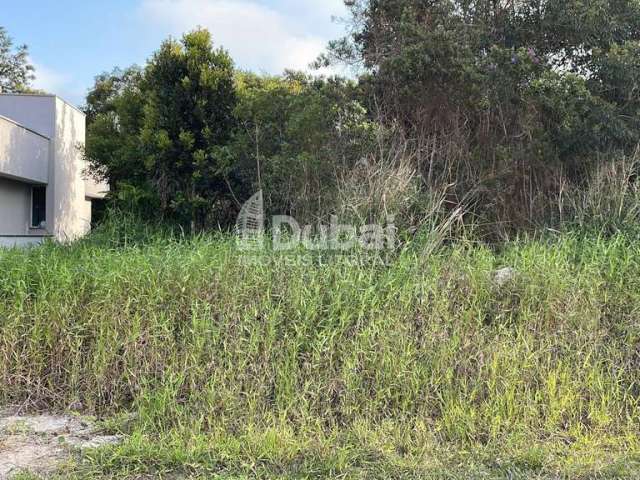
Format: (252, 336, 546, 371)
(0, 94, 55, 138)
(52, 97, 92, 240)
(0, 94, 108, 243)
(0, 177, 31, 235)
(0, 116, 49, 184)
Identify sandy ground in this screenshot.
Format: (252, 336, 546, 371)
(0, 406, 121, 479)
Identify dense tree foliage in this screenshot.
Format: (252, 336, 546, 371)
(325, 0, 640, 165)
(318, 0, 640, 232)
(142, 29, 237, 230)
(229, 72, 374, 220)
(86, 3, 640, 233)
(85, 30, 237, 230)
(84, 67, 149, 209)
(0, 27, 34, 93)
(85, 48, 373, 227)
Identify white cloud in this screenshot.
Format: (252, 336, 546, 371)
(31, 61, 84, 106)
(31, 62, 69, 93)
(270, 0, 348, 25)
(140, 0, 346, 74)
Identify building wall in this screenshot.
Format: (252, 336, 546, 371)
(0, 95, 57, 240)
(0, 94, 107, 243)
(0, 177, 31, 235)
(0, 116, 49, 184)
(0, 236, 46, 248)
(0, 95, 56, 138)
(84, 159, 110, 199)
(52, 97, 92, 241)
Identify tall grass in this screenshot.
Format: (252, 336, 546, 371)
(2, 222, 640, 478)
(560, 151, 640, 235)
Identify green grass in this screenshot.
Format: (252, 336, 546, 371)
(2, 228, 640, 478)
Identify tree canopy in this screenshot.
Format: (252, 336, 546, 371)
(0, 26, 34, 93)
(85, 34, 373, 228)
(325, 0, 640, 164)
(85, 29, 237, 230)
(86, 4, 640, 234)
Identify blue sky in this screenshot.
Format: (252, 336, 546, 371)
(2, 0, 348, 106)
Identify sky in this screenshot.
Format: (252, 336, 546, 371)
(2, 0, 349, 107)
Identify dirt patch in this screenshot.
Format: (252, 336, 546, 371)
(0, 406, 122, 479)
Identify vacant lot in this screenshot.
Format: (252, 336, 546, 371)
(1, 231, 640, 478)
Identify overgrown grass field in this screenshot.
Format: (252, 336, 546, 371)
(2, 226, 640, 478)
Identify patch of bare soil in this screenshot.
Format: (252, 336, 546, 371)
(0, 406, 121, 479)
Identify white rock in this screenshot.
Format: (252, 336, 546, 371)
(493, 267, 518, 287)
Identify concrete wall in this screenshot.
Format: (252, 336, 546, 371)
(52, 97, 92, 241)
(84, 159, 110, 200)
(0, 177, 32, 235)
(0, 236, 47, 248)
(0, 95, 56, 138)
(0, 95, 57, 240)
(0, 116, 49, 184)
(0, 94, 108, 243)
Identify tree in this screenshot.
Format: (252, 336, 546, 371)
(230, 71, 374, 221)
(85, 30, 374, 230)
(141, 29, 237, 231)
(318, 0, 640, 231)
(84, 67, 155, 215)
(85, 29, 237, 230)
(326, 0, 640, 159)
(0, 27, 34, 93)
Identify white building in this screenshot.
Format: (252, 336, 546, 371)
(0, 93, 108, 247)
